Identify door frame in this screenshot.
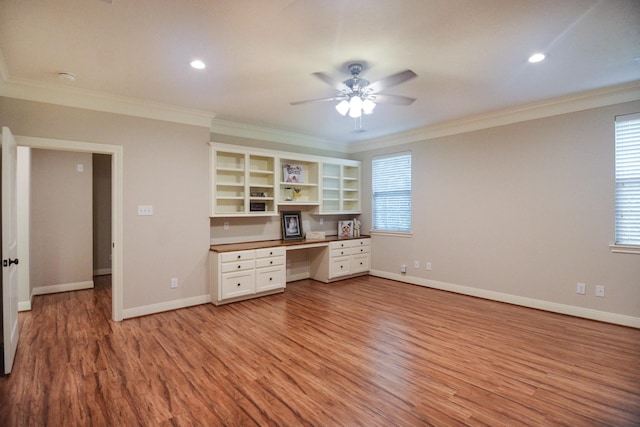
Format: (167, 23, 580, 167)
(17, 135, 124, 321)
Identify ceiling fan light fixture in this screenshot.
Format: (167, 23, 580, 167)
(335, 100, 350, 116)
(349, 96, 363, 118)
(362, 98, 376, 114)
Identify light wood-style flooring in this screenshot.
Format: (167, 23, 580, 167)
(1, 275, 639, 426)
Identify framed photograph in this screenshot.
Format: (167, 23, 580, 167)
(283, 163, 304, 183)
(338, 220, 354, 239)
(281, 211, 304, 240)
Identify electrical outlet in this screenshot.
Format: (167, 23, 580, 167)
(400, 264, 407, 273)
(319, 218, 324, 225)
(576, 282, 586, 295)
(426, 262, 432, 271)
(595, 285, 605, 297)
(414, 260, 420, 269)
(137, 205, 153, 216)
(170, 277, 178, 288)
(77, 164, 84, 172)
(223, 222, 229, 230)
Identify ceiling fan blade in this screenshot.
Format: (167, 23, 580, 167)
(312, 72, 350, 92)
(366, 69, 417, 93)
(371, 94, 416, 105)
(290, 95, 346, 106)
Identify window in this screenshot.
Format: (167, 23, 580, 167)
(614, 113, 640, 246)
(372, 152, 412, 233)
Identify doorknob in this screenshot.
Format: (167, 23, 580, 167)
(2, 258, 19, 267)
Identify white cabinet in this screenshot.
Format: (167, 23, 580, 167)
(210, 147, 277, 217)
(210, 247, 286, 305)
(309, 238, 371, 283)
(320, 161, 361, 214)
(279, 158, 320, 206)
(210, 142, 361, 217)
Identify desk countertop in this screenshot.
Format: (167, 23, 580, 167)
(210, 235, 370, 253)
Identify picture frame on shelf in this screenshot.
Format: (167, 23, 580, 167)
(283, 163, 304, 183)
(281, 211, 304, 240)
(338, 220, 354, 239)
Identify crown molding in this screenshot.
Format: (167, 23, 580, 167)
(0, 76, 216, 128)
(347, 80, 640, 153)
(211, 118, 346, 152)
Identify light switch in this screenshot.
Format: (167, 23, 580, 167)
(137, 205, 153, 216)
(77, 164, 84, 172)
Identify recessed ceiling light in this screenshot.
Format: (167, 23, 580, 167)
(190, 59, 206, 70)
(528, 53, 546, 63)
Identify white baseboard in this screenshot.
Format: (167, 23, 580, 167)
(123, 294, 211, 319)
(93, 268, 112, 276)
(370, 270, 640, 329)
(18, 300, 31, 312)
(32, 280, 94, 296)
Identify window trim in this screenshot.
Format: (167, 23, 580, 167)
(613, 112, 640, 253)
(371, 151, 412, 234)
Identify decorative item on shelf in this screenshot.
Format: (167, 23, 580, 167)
(338, 220, 354, 239)
(250, 191, 266, 198)
(284, 187, 294, 201)
(281, 211, 304, 240)
(353, 217, 361, 238)
(283, 163, 304, 183)
(250, 202, 266, 212)
(305, 231, 326, 241)
(293, 187, 302, 199)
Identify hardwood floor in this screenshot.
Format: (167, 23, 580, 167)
(1, 275, 639, 426)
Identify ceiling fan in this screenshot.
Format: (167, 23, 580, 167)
(291, 63, 418, 121)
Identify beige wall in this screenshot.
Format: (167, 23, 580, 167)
(3, 95, 639, 321)
(92, 153, 112, 275)
(1, 97, 211, 311)
(30, 149, 93, 288)
(353, 100, 640, 319)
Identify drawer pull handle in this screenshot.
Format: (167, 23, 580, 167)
(237, 265, 241, 269)
(360, 249, 364, 252)
(269, 251, 273, 255)
(341, 251, 344, 255)
(270, 261, 273, 264)
(269, 277, 273, 281)
(237, 255, 241, 259)
(237, 283, 241, 287)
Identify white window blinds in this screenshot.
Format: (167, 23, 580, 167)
(615, 113, 640, 246)
(372, 152, 412, 233)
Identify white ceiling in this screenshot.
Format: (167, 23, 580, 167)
(1, 0, 639, 146)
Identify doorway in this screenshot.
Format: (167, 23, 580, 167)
(17, 136, 123, 321)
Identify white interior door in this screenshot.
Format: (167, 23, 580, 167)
(2, 127, 19, 374)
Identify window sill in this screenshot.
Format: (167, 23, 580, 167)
(370, 230, 413, 238)
(610, 244, 640, 254)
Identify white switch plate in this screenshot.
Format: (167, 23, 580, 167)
(595, 285, 605, 297)
(576, 282, 586, 295)
(223, 222, 229, 230)
(414, 260, 420, 269)
(319, 218, 324, 225)
(426, 262, 432, 271)
(137, 205, 153, 216)
(77, 164, 84, 172)
(170, 278, 178, 288)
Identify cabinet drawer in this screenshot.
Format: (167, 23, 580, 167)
(350, 239, 371, 248)
(330, 256, 351, 278)
(255, 256, 285, 268)
(348, 245, 370, 255)
(331, 248, 350, 258)
(220, 250, 255, 263)
(221, 259, 255, 273)
(220, 271, 255, 300)
(351, 254, 370, 273)
(255, 247, 285, 258)
(330, 240, 350, 250)
(256, 266, 285, 292)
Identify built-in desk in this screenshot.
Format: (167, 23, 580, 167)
(209, 236, 371, 305)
